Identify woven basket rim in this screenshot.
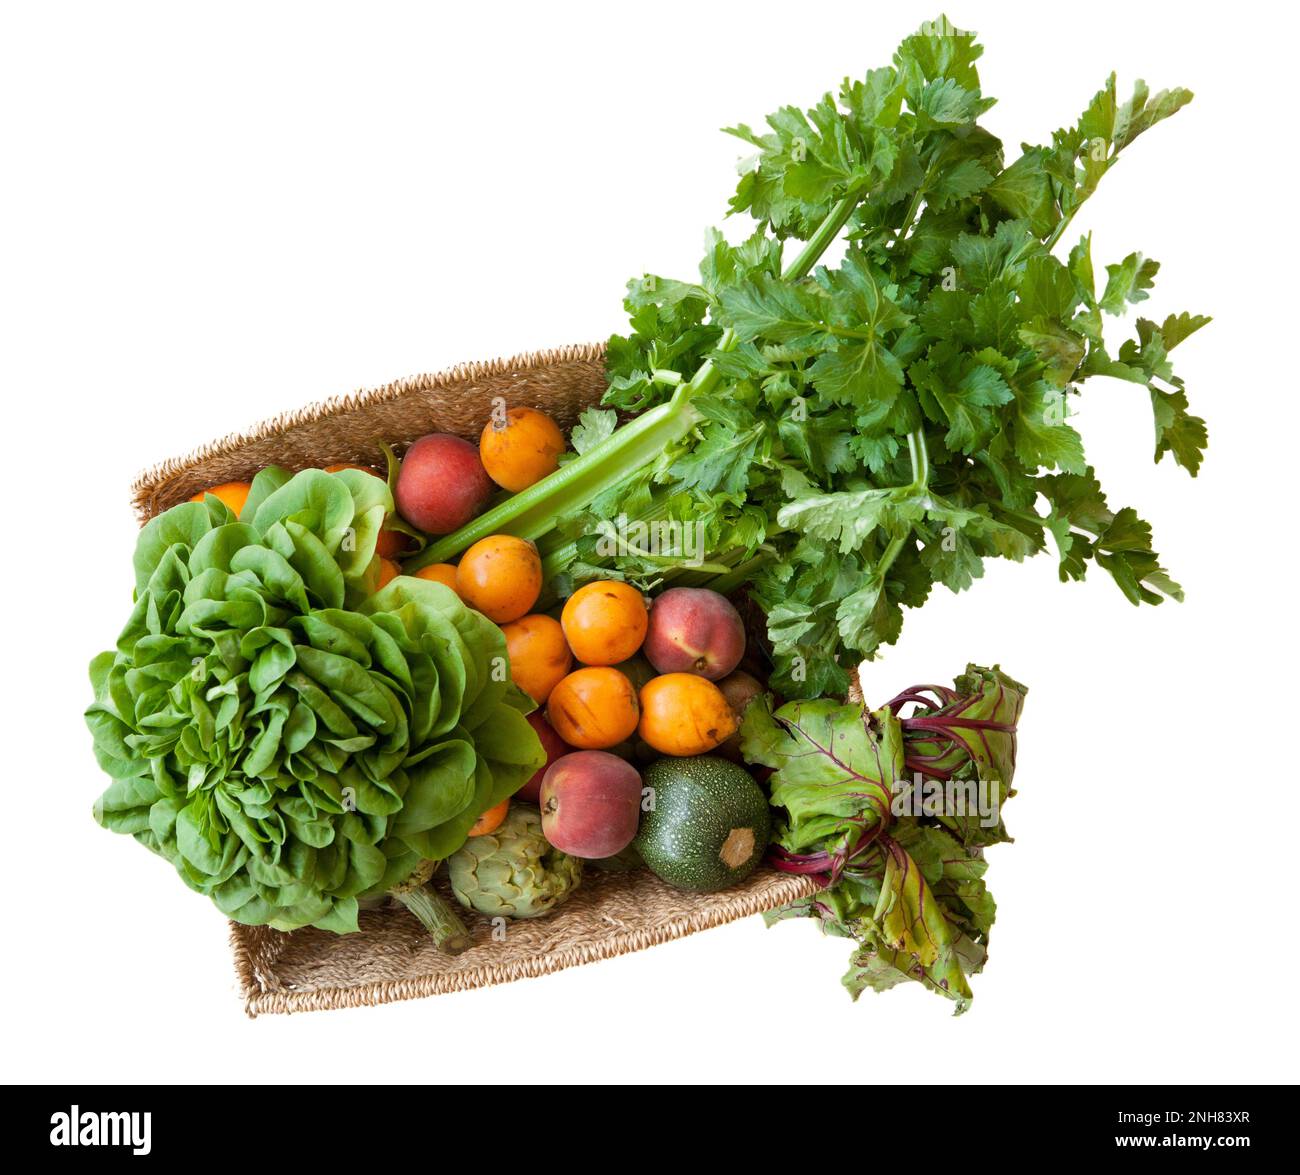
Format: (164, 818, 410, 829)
(130, 340, 607, 522)
(230, 870, 820, 1017)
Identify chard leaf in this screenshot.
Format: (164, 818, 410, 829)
(868, 836, 974, 1008)
(750, 667, 1023, 1014)
(740, 695, 902, 855)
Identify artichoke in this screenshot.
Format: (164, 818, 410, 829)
(86, 466, 545, 935)
(448, 806, 582, 918)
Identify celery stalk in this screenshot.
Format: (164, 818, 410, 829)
(407, 190, 865, 572)
(408, 332, 734, 569)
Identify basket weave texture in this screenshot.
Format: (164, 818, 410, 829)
(131, 343, 819, 1016)
(232, 869, 817, 1016)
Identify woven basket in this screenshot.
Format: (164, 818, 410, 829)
(131, 343, 820, 1016)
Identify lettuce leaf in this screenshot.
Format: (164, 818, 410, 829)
(87, 468, 545, 933)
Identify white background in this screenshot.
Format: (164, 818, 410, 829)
(2, 0, 1295, 1084)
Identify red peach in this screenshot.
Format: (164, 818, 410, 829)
(540, 751, 642, 859)
(515, 710, 573, 804)
(643, 587, 746, 681)
(395, 433, 494, 535)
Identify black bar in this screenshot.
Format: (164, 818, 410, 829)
(3, 1084, 1286, 1160)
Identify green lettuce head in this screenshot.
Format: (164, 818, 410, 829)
(86, 467, 544, 934)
